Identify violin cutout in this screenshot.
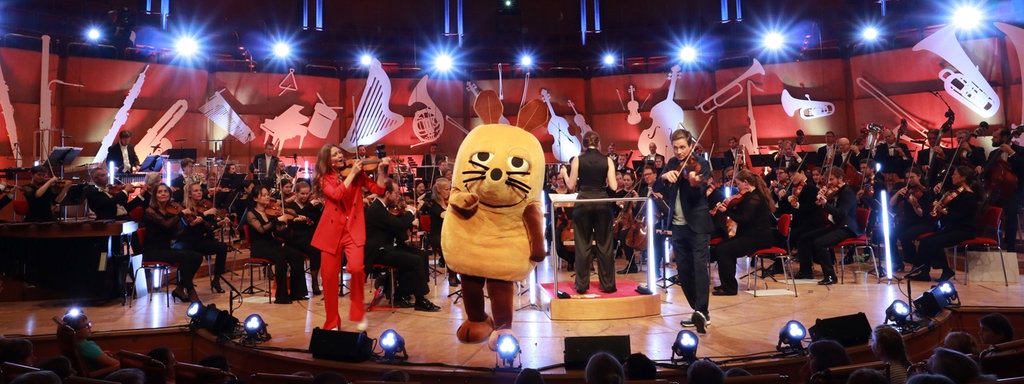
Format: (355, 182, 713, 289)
(626, 85, 641, 125)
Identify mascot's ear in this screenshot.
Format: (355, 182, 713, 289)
(474, 90, 504, 125)
(516, 99, 549, 131)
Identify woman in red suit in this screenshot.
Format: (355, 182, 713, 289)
(312, 144, 388, 331)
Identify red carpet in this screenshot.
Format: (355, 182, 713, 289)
(540, 279, 648, 299)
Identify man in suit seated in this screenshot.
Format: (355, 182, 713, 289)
(103, 131, 140, 174)
(365, 179, 441, 312)
(84, 167, 143, 220)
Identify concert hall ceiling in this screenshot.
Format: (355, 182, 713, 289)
(4, 0, 1021, 74)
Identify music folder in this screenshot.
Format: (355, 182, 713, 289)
(139, 155, 168, 172)
(46, 147, 83, 167)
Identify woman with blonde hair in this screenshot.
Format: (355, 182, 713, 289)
(422, 178, 456, 285)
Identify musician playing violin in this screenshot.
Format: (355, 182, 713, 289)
(816, 131, 838, 168)
(246, 185, 307, 304)
(709, 169, 776, 296)
(636, 164, 668, 277)
(888, 167, 936, 272)
(171, 158, 201, 203)
(796, 168, 860, 285)
(783, 170, 826, 269)
(613, 170, 639, 274)
(874, 129, 911, 181)
(143, 183, 203, 302)
(906, 166, 982, 282)
(985, 128, 1024, 251)
(952, 129, 986, 175)
(84, 167, 143, 220)
(284, 180, 324, 295)
(179, 182, 230, 293)
(21, 165, 73, 222)
(916, 129, 949, 187)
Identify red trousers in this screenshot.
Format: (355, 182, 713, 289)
(321, 232, 365, 330)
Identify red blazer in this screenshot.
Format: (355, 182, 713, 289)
(311, 172, 385, 252)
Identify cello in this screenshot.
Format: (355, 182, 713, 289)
(982, 126, 1020, 207)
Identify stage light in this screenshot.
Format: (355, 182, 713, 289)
(885, 300, 912, 326)
(186, 302, 203, 318)
(495, 333, 521, 368)
(86, 28, 101, 42)
(519, 55, 533, 67)
(777, 320, 807, 353)
(671, 330, 699, 364)
(602, 53, 616, 66)
(379, 329, 407, 361)
(359, 54, 373, 67)
(65, 308, 83, 319)
(937, 281, 960, 306)
(242, 314, 270, 344)
(272, 42, 291, 58)
(175, 37, 199, 56)
(434, 54, 454, 72)
(952, 5, 983, 30)
(763, 32, 785, 50)
(679, 46, 698, 63)
(861, 26, 880, 41)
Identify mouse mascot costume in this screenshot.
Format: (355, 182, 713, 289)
(442, 89, 549, 346)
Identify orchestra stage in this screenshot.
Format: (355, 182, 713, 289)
(2, 253, 1022, 383)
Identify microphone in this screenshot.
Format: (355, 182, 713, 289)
(795, 130, 805, 145)
(292, 153, 298, 162)
(175, 138, 187, 142)
(61, 135, 73, 138)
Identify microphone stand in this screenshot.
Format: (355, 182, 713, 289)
(214, 274, 243, 316)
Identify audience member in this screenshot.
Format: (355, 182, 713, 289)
(906, 374, 955, 384)
(687, 360, 724, 384)
(927, 347, 995, 384)
(0, 337, 35, 365)
(197, 355, 230, 372)
(9, 371, 61, 384)
(513, 368, 545, 384)
(312, 371, 348, 384)
(622, 353, 657, 380)
(724, 368, 753, 377)
(105, 368, 146, 384)
(846, 368, 888, 384)
(802, 340, 853, 384)
(942, 331, 980, 356)
(61, 311, 121, 377)
(871, 325, 911, 384)
(978, 313, 1015, 345)
(379, 369, 409, 382)
(147, 347, 176, 383)
(584, 352, 624, 384)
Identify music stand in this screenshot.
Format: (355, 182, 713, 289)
(139, 155, 168, 172)
(219, 174, 246, 190)
(164, 148, 197, 160)
(750, 154, 775, 168)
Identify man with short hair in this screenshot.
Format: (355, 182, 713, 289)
(249, 143, 280, 187)
(104, 131, 139, 174)
(84, 167, 141, 220)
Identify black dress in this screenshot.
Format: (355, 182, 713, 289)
(711, 192, 775, 294)
(245, 210, 307, 302)
(142, 207, 203, 289)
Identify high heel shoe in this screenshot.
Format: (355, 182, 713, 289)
(211, 277, 225, 293)
(186, 285, 200, 302)
(171, 288, 190, 303)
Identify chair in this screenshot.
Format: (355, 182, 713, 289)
(239, 226, 273, 303)
(835, 207, 879, 284)
(175, 362, 235, 384)
(980, 339, 1024, 378)
(131, 227, 177, 308)
(809, 361, 888, 384)
(746, 214, 797, 297)
(952, 206, 1009, 286)
(249, 373, 314, 384)
(12, 199, 28, 216)
(2, 362, 40, 383)
(115, 350, 166, 384)
(723, 374, 789, 384)
(367, 264, 398, 312)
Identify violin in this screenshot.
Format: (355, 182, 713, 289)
(932, 186, 965, 218)
(163, 201, 184, 215)
(341, 144, 390, 177)
(265, 198, 284, 217)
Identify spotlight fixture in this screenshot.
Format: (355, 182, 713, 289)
(434, 54, 454, 73)
(175, 37, 199, 57)
(936, 281, 959, 306)
(679, 46, 698, 63)
(885, 300, 912, 326)
(777, 320, 807, 354)
(952, 5, 983, 30)
(65, 308, 83, 319)
(359, 54, 373, 67)
(379, 329, 407, 361)
(763, 32, 785, 50)
(186, 301, 203, 318)
(861, 26, 880, 41)
(495, 333, 521, 369)
(914, 281, 959, 318)
(242, 314, 271, 344)
(272, 42, 291, 59)
(671, 330, 699, 364)
(519, 55, 534, 67)
(86, 28, 101, 42)
(602, 53, 616, 66)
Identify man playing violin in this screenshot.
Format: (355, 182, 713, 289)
(179, 182, 231, 293)
(888, 167, 936, 272)
(284, 181, 323, 295)
(656, 128, 713, 333)
(796, 168, 860, 285)
(84, 167, 143, 220)
(22, 165, 73, 222)
(636, 164, 668, 277)
(985, 128, 1024, 252)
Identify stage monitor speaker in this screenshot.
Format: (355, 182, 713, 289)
(563, 335, 630, 370)
(914, 290, 948, 318)
(308, 328, 372, 362)
(808, 312, 872, 347)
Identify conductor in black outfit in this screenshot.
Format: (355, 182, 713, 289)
(560, 131, 619, 295)
(104, 131, 140, 174)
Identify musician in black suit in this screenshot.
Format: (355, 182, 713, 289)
(985, 128, 1024, 251)
(954, 129, 987, 171)
(772, 140, 803, 174)
(84, 167, 143, 220)
(835, 138, 865, 170)
(22, 166, 72, 222)
(249, 143, 280, 187)
(103, 131, 140, 174)
(874, 129, 911, 176)
(796, 168, 860, 285)
(655, 129, 714, 333)
(365, 179, 440, 312)
(816, 131, 837, 168)
(420, 144, 445, 186)
(916, 129, 949, 186)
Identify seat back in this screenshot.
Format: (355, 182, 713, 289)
(978, 206, 1003, 241)
(115, 350, 166, 384)
(249, 373, 314, 384)
(12, 199, 28, 216)
(810, 361, 887, 384)
(129, 206, 144, 222)
(776, 214, 793, 238)
(52, 316, 91, 379)
(175, 362, 235, 384)
(2, 362, 40, 383)
(856, 207, 871, 234)
(980, 339, 1024, 378)
(419, 214, 431, 232)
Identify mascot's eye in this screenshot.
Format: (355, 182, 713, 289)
(471, 152, 492, 164)
(507, 156, 529, 172)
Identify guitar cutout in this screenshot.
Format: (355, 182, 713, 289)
(626, 85, 641, 125)
(640, 66, 683, 156)
(541, 89, 581, 163)
(566, 99, 593, 139)
(466, 81, 510, 125)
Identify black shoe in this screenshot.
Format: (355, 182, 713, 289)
(712, 285, 724, 292)
(936, 270, 955, 282)
(448, 274, 461, 287)
(171, 289, 190, 303)
(312, 288, 322, 296)
(576, 288, 588, 295)
(274, 298, 292, 304)
(600, 288, 617, 294)
(759, 269, 775, 279)
(392, 297, 415, 308)
(291, 294, 309, 301)
(667, 275, 681, 284)
(817, 276, 836, 285)
(712, 290, 737, 296)
(211, 278, 225, 293)
(793, 272, 814, 279)
(414, 298, 441, 312)
(692, 312, 708, 334)
(617, 266, 639, 274)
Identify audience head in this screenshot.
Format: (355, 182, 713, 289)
(0, 337, 35, 365)
(622, 353, 657, 380)
(978, 313, 1014, 345)
(807, 340, 852, 373)
(724, 368, 752, 377)
(584, 352, 624, 384)
(379, 369, 410, 382)
(942, 331, 979, 356)
(10, 371, 61, 384)
(846, 368, 887, 384)
(906, 374, 955, 384)
(197, 355, 230, 371)
(871, 325, 911, 366)
(686, 360, 724, 384)
(105, 368, 146, 384)
(313, 371, 349, 384)
(513, 368, 545, 384)
(927, 347, 991, 384)
(35, 356, 75, 379)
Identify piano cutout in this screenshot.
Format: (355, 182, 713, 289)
(341, 58, 404, 152)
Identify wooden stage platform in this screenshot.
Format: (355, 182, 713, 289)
(2, 254, 1022, 383)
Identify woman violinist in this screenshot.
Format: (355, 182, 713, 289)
(311, 144, 388, 331)
(179, 182, 230, 293)
(245, 185, 307, 303)
(421, 177, 458, 286)
(142, 183, 204, 302)
(887, 167, 936, 272)
(906, 166, 982, 283)
(708, 169, 776, 295)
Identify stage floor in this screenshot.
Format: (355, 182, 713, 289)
(2, 254, 1022, 372)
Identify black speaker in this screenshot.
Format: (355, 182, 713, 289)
(914, 290, 948, 318)
(808, 312, 872, 347)
(563, 335, 630, 370)
(308, 328, 372, 362)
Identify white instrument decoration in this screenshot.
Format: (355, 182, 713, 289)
(465, 81, 510, 124)
(855, 77, 929, 140)
(541, 88, 581, 163)
(0, 58, 20, 166)
(94, 65, 148, 163)
(781, 89, 835, 120)
(135, 99, 187, 159)
(913, 24, 999, 118)
(566, 99, 593, 139)
(996, 22, 1024, 124)
(696, 59, 764, 114)
(640, 65, 683, 156)
(200, 89, 256, 144)
(341, 58, 403, 152)
(739, 80, 763, 155)
(626, 85, 641, 125)
(259, 93, 340, 153)
(277, 68, 298, 96)
(408, 75, 445, 148)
